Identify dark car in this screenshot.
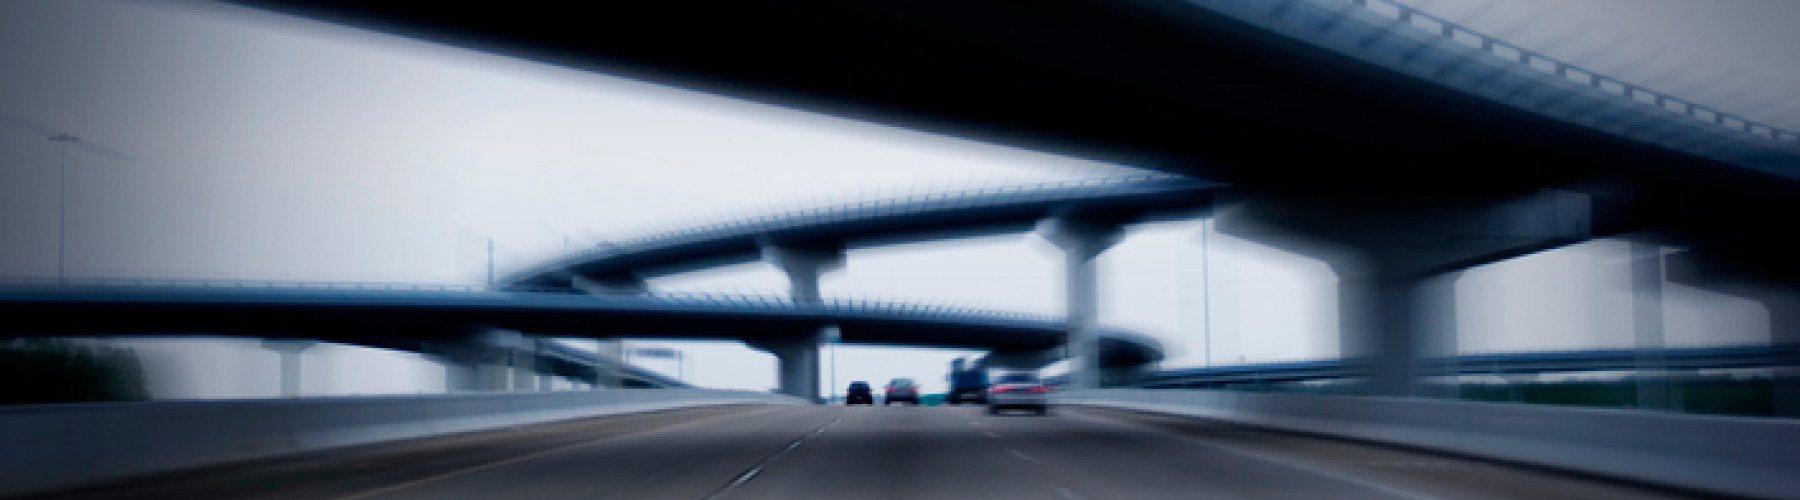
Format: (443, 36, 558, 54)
(947, 368, 987, 405)
(884, 378, 919, 405)
(845, 381, 874, 405)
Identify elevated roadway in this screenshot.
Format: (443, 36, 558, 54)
(0, 286, 1162, 372)
(18, 404, 1698, 500)
(504, 175, 1216, 290)
(231, 0, 1800, 399)
(237, 0, 1800, 242)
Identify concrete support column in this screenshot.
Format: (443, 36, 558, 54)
(444, 362, 478, 393)
(1335, 263, 1461, 397)
(756, 244, 845, 402)
(1664, 244, 1800, 416)
(594, 339, 624, 389)
(1764, 297, 1800, 417)
(509, 349, 539, 392)
(1040, 218, 1123, 389)
(1630, 241, 1673, 410)
(261, 339, 317, 398)
(1217, 189, 1590, 398)
(439, 328, 530, 393)
(444, 360, 510, 393)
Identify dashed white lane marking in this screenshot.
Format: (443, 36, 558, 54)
(1004, 447, 1085, 499)
(334, 407, 780, 500)
(702, 412, 850, 500)
(1050, 484, 1086, 500)
(982, 431, 1002, 438)
(1008, 448, 1036, 462)
(1063, 410, 1447, 500)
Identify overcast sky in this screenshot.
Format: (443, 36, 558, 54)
(0, 0, 1790, 398)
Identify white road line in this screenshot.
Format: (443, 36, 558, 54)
(1063, 410, 1447, 500)
(982, 431, 1002, 438)
(1008, 448, 1036, 462)
(333, 407, 781, 500)
(1050, 484, 1086, 500)
(701, 409, 850, 500)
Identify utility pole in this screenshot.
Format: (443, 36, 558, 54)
(486, 239, 494, 286)
(51, 134, 77, 284)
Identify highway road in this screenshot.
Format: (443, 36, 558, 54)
(20, 404, 1708, 499)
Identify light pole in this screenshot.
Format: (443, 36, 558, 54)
(51, 134, 76, 284)
(2, 114, 128, 284)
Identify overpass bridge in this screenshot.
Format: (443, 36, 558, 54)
(4, 175, 1197, 399)
(0, 284, 1162, 393)
(237, 0, 1800, 401)
(502, 174, 1215, 398)
(6, 0, 1800, 497)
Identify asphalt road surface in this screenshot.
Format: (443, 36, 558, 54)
(20, 404, 1711, 500)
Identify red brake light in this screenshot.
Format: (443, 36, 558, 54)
(989, 386, 1009, 393)
(1028, 386, 1047, 393)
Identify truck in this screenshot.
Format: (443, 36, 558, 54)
(945, 357, 988, 405)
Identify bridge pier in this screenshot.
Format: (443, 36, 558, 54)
(1039, 216, 1123, 389)
(1665, 242, 1800, 416)
(751, 243, 844, 402)
(1218, 190, 1590, 397)
(1629, 241, 1676, 410)
(436, 328, 537, 393)
(261, 339, 317, 397)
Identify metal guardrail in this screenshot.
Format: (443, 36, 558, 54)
(638, 290, 1060, 324)
(1330, 0, 1797, 144)
(0, 277, 483, 291)
(1121, 344, 1799, 388)
(612, 173, 1192, 248)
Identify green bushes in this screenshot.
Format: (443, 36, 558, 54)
(0, 338, 149, 405)
(1457, 376, 1774, 417)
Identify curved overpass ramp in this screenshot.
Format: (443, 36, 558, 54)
(505, 175, 1218, 290)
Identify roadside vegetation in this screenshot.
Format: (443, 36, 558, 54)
(0, 338, 149, 405)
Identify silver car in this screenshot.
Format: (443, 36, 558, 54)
(985, 371, 1049, 415)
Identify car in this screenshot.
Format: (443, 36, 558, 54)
(985, 371, 1049, 415)
(946, 365, 987, 405)
(845, 381, 875, 405)
(884, 378, 920, 405)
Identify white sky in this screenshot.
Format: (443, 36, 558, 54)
(0, 0, 1790, 398)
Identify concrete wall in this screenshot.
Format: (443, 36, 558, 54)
(1060, 389, 1800, 499)
(0, 389, 797, 497)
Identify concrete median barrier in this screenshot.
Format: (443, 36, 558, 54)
(0, 389, 798, 497)
(1060, 388, 1800, 499)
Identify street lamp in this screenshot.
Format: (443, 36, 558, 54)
(2, 112, 130, 284)
(50, 134, 77, 283)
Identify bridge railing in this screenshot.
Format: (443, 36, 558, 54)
(1327, 0, 1798, 144)
(546, 173, 1202, 269)
(0, 276, 483, 291)
(639, 290, 1062, 324)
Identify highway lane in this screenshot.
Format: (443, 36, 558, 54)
(19, 403, 1710, 499)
